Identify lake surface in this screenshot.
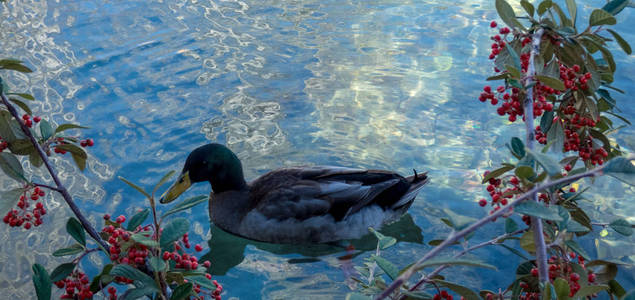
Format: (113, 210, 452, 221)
(0, 0, 633, 298)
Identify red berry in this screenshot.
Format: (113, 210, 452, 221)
(478, 199, 487, 207)
(195, 244, 203, 252)
(588, 273, 596, 283)
(86, 138, 94, 146)
(33, 116, 41, 123)
(490, 21, 497, 28)
(203, 260, 211, 268)
(570, 273, 580, 282)
(531, 268, 538, 276)
(22, 114, 30, 120)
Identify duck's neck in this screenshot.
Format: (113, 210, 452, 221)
(208, 161, 247, 193)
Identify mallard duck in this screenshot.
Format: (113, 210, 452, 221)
(160, 143, 429, 244)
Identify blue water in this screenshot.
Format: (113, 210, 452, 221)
(0, 0, 633, 298)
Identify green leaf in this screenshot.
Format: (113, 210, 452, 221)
(538, 0, 553, 16)
(8, 139, 34, 156)
(29, 151, 43, 168)
(54, 123, 89, 134)
(153, 170, 176, 197)
(505, 218, 519, 234)
(515, 165, 535, 180)
(589, 9, 617, 26)
(525, 148, 561, 177)
(50, 263, 76, 282)
(486, 73, 509, 81)
(52, 244, 84, 257)
(161, 195, 208, 219)
(0, 110, 25, 143)
(547, 120, 565, 153)
(482, 165, 515, 184)
(170, 282, 194, 300)
(160, 218, 190, 248)
(543, 282, 555, 300)
(499, 243, 530, 260)
(496, 0, 525, 30)
(609, 218, 633, 236)
(515, 201, 563, 221)
(603, 157, 635, 186)
(606, 29, 632, 55)
(369, 227, 397, 250)
(536, 75, 565, 91)
(566, 220, 590, 233)
(56, 144, 88, 171)
(110, 264, 159, 290)
(609, 279, 626, 298)
(521, 0, 535, 17)
(511, 137, 525, 158)
(7, 92, 35, 100)
(565, 0, 576, 26)
(415, 258, 496, 271)
(587, 260, 620, 283)
(602, 0, 629, 15)
(0, 188, 23, 218)
(31, 264, 51, 300)
(540, 111, 554, 135)
(122, 287, 159, 300)
(66, 217, 86, 246)
(576, 285, 609, 298)
(184, 275, 216, 290)
(148, 256, 167, 273)
(505, 43, 521, 70)
(89, 264, 114, 292)
(372, 255, 398, 280)
(39, 119, 53, 140)
(127, 208, 150, 231)
(0, 152, 26, 183)
(0, 62, 33, 73)
(131, 232, 160, 248)
(9, 97, 32, 115)
(564, 240, 590, 261)
(118, 176, 151, 199)
(433, 279, 480, 300)
(553, 277, 570, 300)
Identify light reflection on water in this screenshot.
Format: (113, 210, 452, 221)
(0, 0, 633, 298)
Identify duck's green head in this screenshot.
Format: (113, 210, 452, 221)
(159, 143, 247, 203)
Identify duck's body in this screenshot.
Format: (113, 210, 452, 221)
(161, 144, 428, 244)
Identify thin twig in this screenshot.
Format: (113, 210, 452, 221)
(1, 92, 109, 251)
(524, 27, 549, 285)
(406, 228, 528, 295)
(32, 182, 62, 193)
(374, 166, 603, 300)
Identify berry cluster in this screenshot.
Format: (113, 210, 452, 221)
(2, 186, 47, 229)
(107, 286, 118, 300)
(432, 290, 454, 300)
(100, 213, 222, 299)
(54, 270, 92, 299)
(478, 171, 516, 214)
(21, 114, 41, 128)
(521, 254, 597, 299)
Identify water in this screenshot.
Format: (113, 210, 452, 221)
(1, 0, 633, 298)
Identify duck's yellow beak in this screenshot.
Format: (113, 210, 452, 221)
(159, 172, 191, 203)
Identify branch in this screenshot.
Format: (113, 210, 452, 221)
(406, 228, 528, 295)
(0, 92, 109, 251)
(32, 182, 62, 193)
(523, 27, 549, 284)
(375, 165, 603, 300)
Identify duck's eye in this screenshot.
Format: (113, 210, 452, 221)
(179, 178, 184, 183)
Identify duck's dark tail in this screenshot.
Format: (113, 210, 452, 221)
(391, 169, 429, 210)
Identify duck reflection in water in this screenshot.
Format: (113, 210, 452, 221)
(200, 213, 423, 275)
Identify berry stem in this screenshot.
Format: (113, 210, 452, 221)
(523, 27, 550, 285)
(374, 164, 605, 300)
(32, 182, 62, 193)
(0, 92, 109, 251)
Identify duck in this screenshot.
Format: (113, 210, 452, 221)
(160, 143, 429, 244)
